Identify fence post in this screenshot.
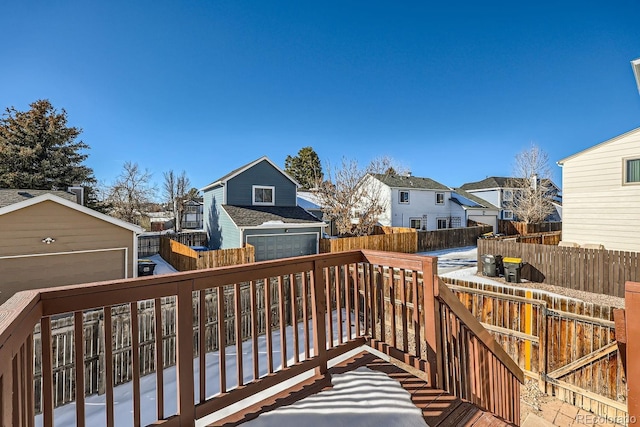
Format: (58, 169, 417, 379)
(311, 260, 328, 375)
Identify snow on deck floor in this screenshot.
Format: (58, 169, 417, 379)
(243, 367, 427, 427)
(35, 309, 422, 427)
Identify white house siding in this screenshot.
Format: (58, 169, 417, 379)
(389, 189, 453, 230)
(560, 128, 640, 252)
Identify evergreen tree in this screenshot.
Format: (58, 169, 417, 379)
(284, 147, 323, 189)
(0, 100, 105, 210)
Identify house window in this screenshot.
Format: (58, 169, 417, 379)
(436, 192, 445, 205)
(253, 185, 275, 205)
(503, 210, 514, 220)
(503, 190, 513, 201)
(399, 191, 410, 204)
(625, 158, 640, 184)
(410, 218, 422, 229)
(437, 218, 448, 229)
(185, 206, 198, 214)
(450, 217, 462, 228)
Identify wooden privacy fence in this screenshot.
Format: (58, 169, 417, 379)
(441, 277, 626, 424)
(320, 225, 493, 254)
(138, 232, 208, 257)
(160, 237, 255, 271)
(417, 225, 493, 252)
(319, 231, 417, 253)
(498, 221, 562, 236)
(478, 239, 640, 298)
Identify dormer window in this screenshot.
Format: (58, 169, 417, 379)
(253, 185, 275, 205)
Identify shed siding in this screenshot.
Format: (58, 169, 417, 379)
(226, 160, 297, 206)
(561, 129, 640, 252)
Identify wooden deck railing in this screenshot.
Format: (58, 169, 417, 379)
(0, 250, 523, 426)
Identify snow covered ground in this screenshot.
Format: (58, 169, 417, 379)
(418, 245, 479, 276)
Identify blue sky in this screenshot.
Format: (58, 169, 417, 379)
(2, 1, 639, 196)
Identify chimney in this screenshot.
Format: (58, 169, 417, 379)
(406, 171, 412, 177)
(68, 186, 85, 205)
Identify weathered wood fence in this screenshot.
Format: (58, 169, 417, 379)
(319, 231, 417, 253)
(138, 232, 208, 257)
(417, 225, 492, 252)
(320, 225, 493, 254)
(478, 239, 640, 298)
(441, 277, 626, 424)
(498, 220, 562, 236)
(159, 237, 255, 271)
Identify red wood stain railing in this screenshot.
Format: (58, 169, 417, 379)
(0, 250, 523, 426)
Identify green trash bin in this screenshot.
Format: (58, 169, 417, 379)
(503, 257, 522, 283)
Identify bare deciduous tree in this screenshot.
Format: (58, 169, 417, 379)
(106, 162, 157, 225)
(163, 170, 190, 231)
(315, 156, 405, 236)
(507, 143, 557, 224)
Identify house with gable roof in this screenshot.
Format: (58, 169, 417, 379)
(0, 189, 143, 305)
(361, 173, 497, 231)
(557, 127, 640, 252)
(200, 156, 326, 261)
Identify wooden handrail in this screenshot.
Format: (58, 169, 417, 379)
(437, 278, 524, 382)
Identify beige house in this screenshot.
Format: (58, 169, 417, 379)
(0, 191, 143, 305)
(557, 127, 640, 252)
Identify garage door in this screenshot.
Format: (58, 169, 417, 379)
(0, 249, 127, 305)
(246, 233, 317, 262)
(469, 215, 497, 232)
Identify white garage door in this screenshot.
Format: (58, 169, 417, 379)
(469, 215, 497, 232)
(246, 233, 318, 261)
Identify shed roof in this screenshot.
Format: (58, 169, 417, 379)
(0, 193, 143, 233)
(0, 189, 77, 208)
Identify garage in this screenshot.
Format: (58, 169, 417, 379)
(247, 233, 318, 261)
(469, 215, 498, 232)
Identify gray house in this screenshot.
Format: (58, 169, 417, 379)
(200, 156, 326, 261)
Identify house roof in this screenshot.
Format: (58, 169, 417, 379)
(0, 193, 144, 233)
(296, 190, 323, 210)
(450, 188, 499, 210)
(557, 126, 640, 165)
(460, 176, 559, 191)
(222, 205, 325, 228)
(370, 174, 449, 190)
(200, 156, 299, 192)
(0, 189, 77, 208)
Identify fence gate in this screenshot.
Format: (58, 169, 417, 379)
(444, 279, 627, 424)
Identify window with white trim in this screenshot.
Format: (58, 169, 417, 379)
(503, 189, 513, 201)
(436, 192, 445, 205)
(409, 218, 421, 229)
(625, 158, 640, 184)
(450, 217, 462, 228)
(503, 210, 513, 220)
(437, 218, 448, 229)
(253, 185, 275, 205)
(399, 191, 409, 204)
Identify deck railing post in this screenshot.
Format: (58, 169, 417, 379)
(176, 281, 195, 426)
(311, 260, 328, 374)
(421, 257, 439, 387)
(625, 281, 640, 422)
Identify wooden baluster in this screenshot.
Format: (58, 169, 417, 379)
(234, 283, 243, 387)
(250, 281, 259, 381)
(311, 260, 328, 374)
(74, 311, 85, 427)
(217, 287, 226, 393)
(130, 302, 141, 427)
(290, 273, 299, 364)
(278, 276, 287, 369)
(154, 298, 165, 418)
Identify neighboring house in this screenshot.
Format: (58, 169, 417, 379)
(364, 173, 475, 231)
(0, 191, 143, 305)
(297, 190, 337, 236)
(557, 127, 640, 252)
(460, 176, 561, 222)
(200, 156, 326, 261)
(449, 188, 501, 231)
(181, 199, 204, 230)
(145, 211, 174, 231)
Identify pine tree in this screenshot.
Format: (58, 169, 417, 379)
(0, 100, 107, 211)
(284, 147, 323, 189)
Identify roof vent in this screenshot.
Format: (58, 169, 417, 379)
(17, 191, 33, 198)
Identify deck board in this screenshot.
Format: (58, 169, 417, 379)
(211, 350, 516, 427)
